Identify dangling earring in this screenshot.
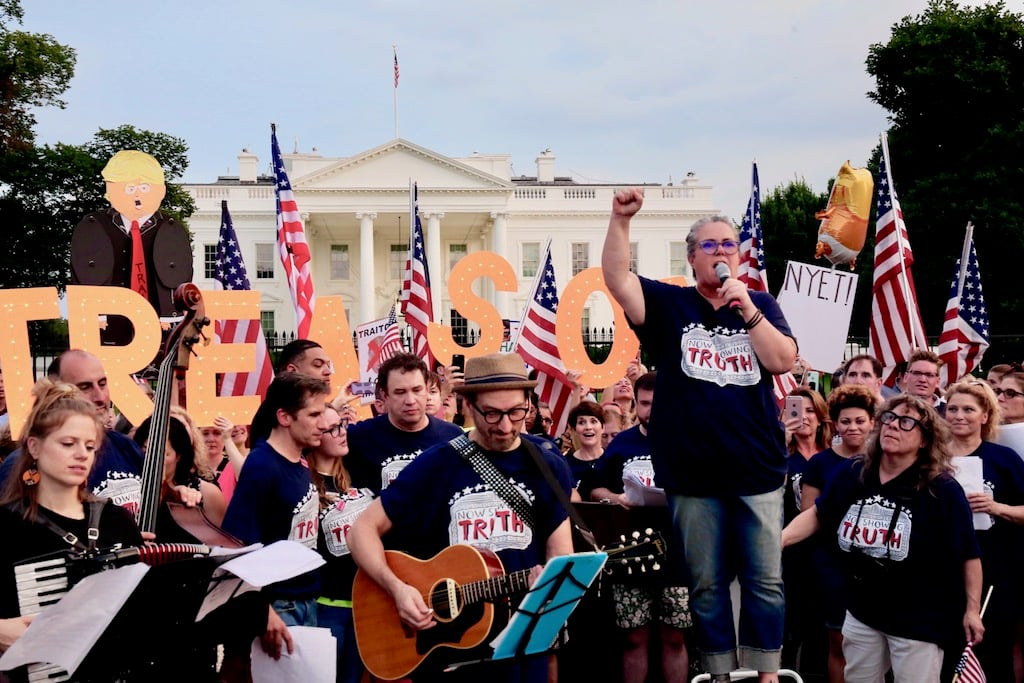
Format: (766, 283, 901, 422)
(22, 462, 40, 486)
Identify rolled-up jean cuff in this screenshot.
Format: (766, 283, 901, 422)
(739, 646, 781, 673)
(703, 650, 739, 676)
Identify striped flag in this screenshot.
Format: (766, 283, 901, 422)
(371, 304, 405, 369)
(737, 162, 798, 404)
(214, 201, 273, 400)
(271, 124, 316, 339)
(393, 46, 400, 88)
(515, 242, 573, 438)
(737, 161, 767, 290)
(953, 642, 986, 683)
(401, 182, 434, 366)
(937, 224, 989, 387)
(868, 136, 927, 386)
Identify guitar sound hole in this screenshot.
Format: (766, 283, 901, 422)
(428, 578, 462, 622)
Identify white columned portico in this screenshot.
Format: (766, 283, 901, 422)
(424, 212, 444, 324)
(490, 211, 508, 318)
(356, 212, 377, 323)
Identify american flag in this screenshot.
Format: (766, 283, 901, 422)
(736, 162, 798, 403)
(515, 242, 573, 438)
(953, 643, 986, 683)
(214, 201, 273, 399)
(368, 304, 405, 370)
(737, 161, 767, 290)
(393, 46, 400, 88)
(937, 224, 989, 387)
(868, 137, 927, 386)
(271, 124, 316, 339)
(401, 182, 434, 366)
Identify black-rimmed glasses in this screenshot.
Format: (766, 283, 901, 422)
(471, 404, 530, 425)
(879, 410, 922, 432)
(995, 387, 1024, 400)
(697, 239, 739, 255)
(321, 420, 349, 437)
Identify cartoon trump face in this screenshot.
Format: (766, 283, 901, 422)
(102, 150, 167, 221)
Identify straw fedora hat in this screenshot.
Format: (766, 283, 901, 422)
(454, 353, 537, 394)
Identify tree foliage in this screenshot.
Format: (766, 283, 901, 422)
(866, 0, 1024, 355)
(0, 1, 75, 151)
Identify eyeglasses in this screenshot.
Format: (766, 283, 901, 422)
(906, 370, 939, 380)
(879, 410, 922, 432)
(321, 420, 349, 437)
(471, 404, 530, 424)
(995, 387, 1024, 399)
(540, 417, 554, 425)
(697, 239, 739, 255)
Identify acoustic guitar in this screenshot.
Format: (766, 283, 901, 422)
(353, 531, 665, 680)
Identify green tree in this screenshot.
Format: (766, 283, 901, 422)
(0, 1, 75, 151)
(866, 0, 1024, 359)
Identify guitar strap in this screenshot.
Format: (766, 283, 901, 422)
(518, 438, 599, 552)
(450, 434, 536, 532)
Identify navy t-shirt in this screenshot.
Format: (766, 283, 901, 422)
(380, 435, 573, 575)
(222, 441, 320, 599)
(629, 278, 792, 496)
(316, 478, 375, 602)
(597, 425, 655, 494)
(816, 459, 979, 645)
(346, 415, 463, 494)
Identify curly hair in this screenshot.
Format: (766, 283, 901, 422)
(861, 394, 952, 489)
(827, 384, 878, 424)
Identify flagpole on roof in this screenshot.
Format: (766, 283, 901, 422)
(880, 133, 922, 350)
(393, 45, 399, 139)
(511, 237, 552, 351)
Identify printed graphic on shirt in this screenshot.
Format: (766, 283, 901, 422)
(791, 472, 803, 511)
(977, 479, 995, 531)
(623, 456, 655, 487)
(380, 450, 423, 490)
(837, 495, 912, 561)
(320, 488, 376, 557)
(288, 483, 321, 548)
(678, 323, 761, 387)
(92, 471, 142, 515)
(448, 482, 534, 552)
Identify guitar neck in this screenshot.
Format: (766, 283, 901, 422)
(460, 568, 532, 606)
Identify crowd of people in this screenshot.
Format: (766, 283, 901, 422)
(0, 191, 1020, 683)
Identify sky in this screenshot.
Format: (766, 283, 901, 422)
(18, 0, 1004, 221)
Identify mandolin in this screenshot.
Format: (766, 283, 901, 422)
(137, 283, 242, 548)
(352, 531, 665, 680)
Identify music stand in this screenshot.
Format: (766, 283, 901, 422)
(446, 551, 607, 672)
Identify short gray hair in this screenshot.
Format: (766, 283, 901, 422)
(685, 215, 738, 256)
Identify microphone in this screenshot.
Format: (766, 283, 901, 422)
(713, 262, 743, 315)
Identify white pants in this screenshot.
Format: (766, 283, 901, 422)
(841, 612, 943, 683)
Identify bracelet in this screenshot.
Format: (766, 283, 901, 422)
(744, 309, 765, 330)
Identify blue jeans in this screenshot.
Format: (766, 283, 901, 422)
(272, 597, 318, 627)
(669, 487, 785, 675)
(316, 602, 363, 683)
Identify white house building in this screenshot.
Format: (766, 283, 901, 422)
(183, 138, 718, 339)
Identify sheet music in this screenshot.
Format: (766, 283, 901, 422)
(251, 626, 336, 683)
(197, 541, 325, 621)
(622, 473, 667, 507)
(0, 563, 148, 674)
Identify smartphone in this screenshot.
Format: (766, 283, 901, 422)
(784, 395, 803, 421)
(452, 354, 465, 372)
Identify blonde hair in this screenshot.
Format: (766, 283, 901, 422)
(101, 150, 165, 184)
(945, 379, 1001, 442)
(306, 405, 351, 508)
(2, 380, 104, 520)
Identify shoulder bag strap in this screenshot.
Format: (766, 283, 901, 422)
(518, 438, 599, 552)
(450, 434, 535, 532)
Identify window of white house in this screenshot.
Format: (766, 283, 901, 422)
(669, 242, 687, 276)
(390, 244, 406, 280)
(449, 244, 467, 272)
(204, 244, 218, 279)
(255, 243, 275, 279)
(571, 242, 589, 276)
(330, 244, 350, 280)
(260, 311, 275, 336)
(522, 242, 540, 278)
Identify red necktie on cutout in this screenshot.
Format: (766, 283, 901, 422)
(130, 220, 148, 299)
